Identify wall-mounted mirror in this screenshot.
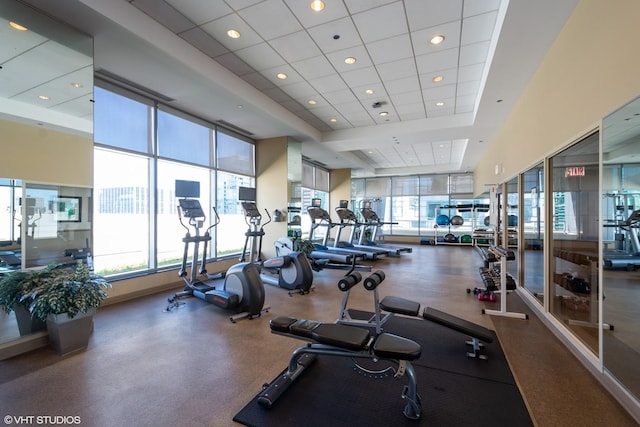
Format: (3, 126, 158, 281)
(0, 0, 93, 350)
(287, 140, 302, 238)
(602, 96, 640, 400)
(521, 163, 545, 302)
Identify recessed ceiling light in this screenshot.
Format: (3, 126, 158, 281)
(368, 151, 373, 154)
(38, 95, 50, 100)
(308, 100, 317, 105)
(379, 111, 388, 116)
(277, 73, 288, 80)
(227, 29, 240, 39)
(436, 101, 445, 107)
(236, 105, 243, 109)
(365, 89, 374, 95)
(344, 57, 356, 65)
(9, 21, 27, 31)
(430, 35, 445, 45)
(330, 118, 337, 122)
(310, 1, 325, 12)
(71, 82, 83, 88)
(432, 75, 444, 83)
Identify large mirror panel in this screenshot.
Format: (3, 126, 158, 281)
(0, 0, 93, 349)
(549, 132, 600, 355)
(602, 96, 640, 400)
(522, 163, 545, 302)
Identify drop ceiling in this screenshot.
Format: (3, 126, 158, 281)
(4, 0, 579, 177)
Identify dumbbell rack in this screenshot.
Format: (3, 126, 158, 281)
(482, 245, 528, 320)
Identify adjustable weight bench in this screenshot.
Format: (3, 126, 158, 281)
(259, 316, 422, 420)
(378, 294, 494, 359)
(422, 306, 494, 359)
(373, 282, 494, 359)
(336, 269, 495, 359)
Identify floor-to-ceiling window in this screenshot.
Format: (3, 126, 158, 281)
(93, 83, 255, 277)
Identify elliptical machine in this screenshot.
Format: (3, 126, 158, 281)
(239, 198, 314, 296)
(167, 180, 269, 322)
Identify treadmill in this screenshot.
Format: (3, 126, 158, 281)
(334, 204, 389, 260)
(603, 209, 640, 270)
(306, 199, 372, 262)
(359, 202, 412, 255)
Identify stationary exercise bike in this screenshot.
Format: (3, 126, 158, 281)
(167, 184, 268, 322)
(240, 200, 314, 296)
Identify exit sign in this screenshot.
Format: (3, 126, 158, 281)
(565, 166, 585, 177)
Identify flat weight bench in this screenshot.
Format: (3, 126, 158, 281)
(258, 316, 422, 420)
(379, 295, 494, 360)
(422, 306, 494, 359)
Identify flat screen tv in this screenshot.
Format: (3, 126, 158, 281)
(238, 186, 256, 201)
(175, 180, 200, 198)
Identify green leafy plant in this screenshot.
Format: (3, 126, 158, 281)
(293, 238, 315, 257)
(23, 263, 111, 321)
(0, 267, 46, 315)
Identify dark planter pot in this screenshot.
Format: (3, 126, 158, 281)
(13, 304, 47, 336)
(46, 308, 95, 356)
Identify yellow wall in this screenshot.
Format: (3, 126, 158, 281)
(0, 119, 93, 187)
(475, 0, 640, 194)
(256, 136, 289, 259)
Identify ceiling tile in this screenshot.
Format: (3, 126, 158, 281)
(234, 42, 286, 71)
(405, 0, 463, 31)
(376, 58, 417, 81)
(352, 2, 408, 43)
(200, 14, 262, 50)
(308, 73, 350, 93)
(459, 41, 490, 66)
(279, 81, 319, 99)
(237, 0, 302, 40)
(130, 0, 194, 33)
(385, 75, 420, 95)
(270, 31, 322, 63)
(390, 91, 423, 105)
(457, 80, 480, 97)
(344, 0, 397, 15)
(415, 48, 459, 75)
(238, 71, 275, 91)
(179, 27, 229, 58)
(283, 0, 349, 27)
(419, 68, 458, 89)
(424, 84, 456, 101)
(307, 17, 361, 54)
(366, 34, 413, 64)
(260, 64, 304, 86)
(224, 0, 264, 10)
(321, 89, 359, 105)
(325, 44, 372, 72)
(164, 0, 232, 26)
(411, 21, 461, 57)
(462, 11, 498, 45)
(464, 0, 502, 18)
(215, 52, 256, 76)
(291, 55, 335, 80)
(341, 67, 381, 87)
(457, 63, 484, 82)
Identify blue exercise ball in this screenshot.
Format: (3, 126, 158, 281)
(436, 214, 450, 226)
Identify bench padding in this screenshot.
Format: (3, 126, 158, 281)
(312, 323, 370, 351)
(380, 295, 421, 317)
(422, 307, 494, 343)
(373, 333, 421, 360)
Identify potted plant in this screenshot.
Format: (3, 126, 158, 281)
(24, 263, 111, 355)
(0, 268, 47, 336)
